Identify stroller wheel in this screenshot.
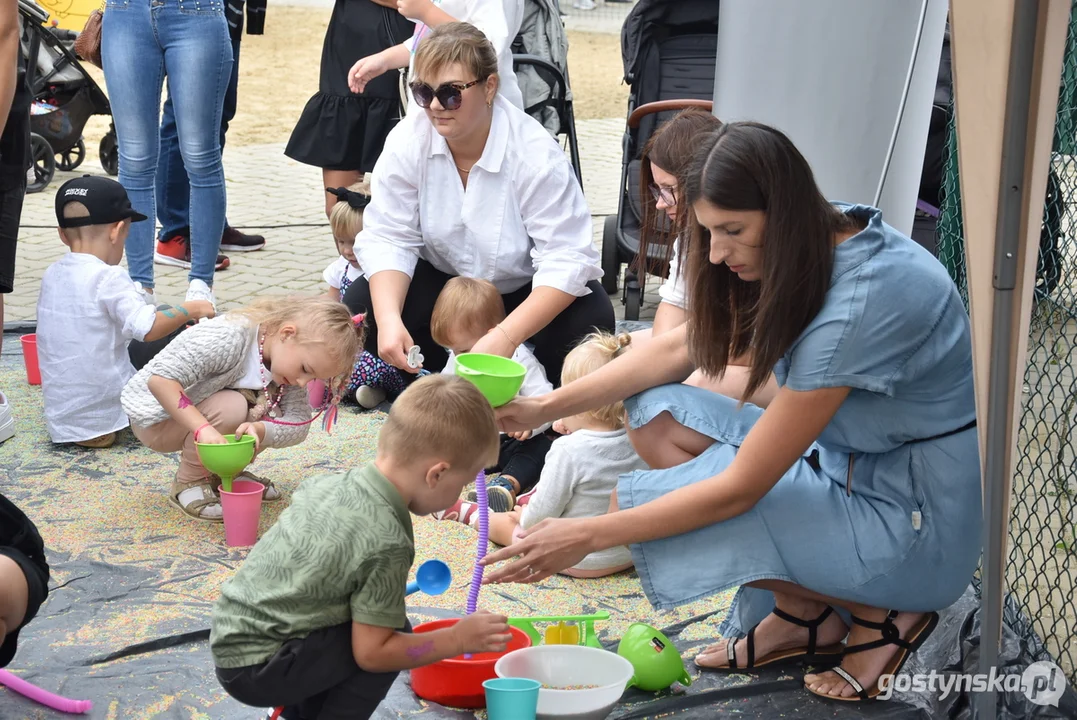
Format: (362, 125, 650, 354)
(57, 139, 86, 172)
(100, 131, 119, 176)
(28, 133, 56, 194)
(601, 214, 620, 295)
(624, 279, 642, 322)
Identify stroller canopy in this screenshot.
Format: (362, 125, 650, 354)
(514, 0, 571, 136)
(621, 0, 720, 85)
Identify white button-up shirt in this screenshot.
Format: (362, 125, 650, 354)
(358, 96, 602, 297)
(37, 253, 156, 443)
(404, 0, 524, 113)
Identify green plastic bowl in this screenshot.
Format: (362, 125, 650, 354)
(455, 353, 527, 407)
(195, 433, 256, 482)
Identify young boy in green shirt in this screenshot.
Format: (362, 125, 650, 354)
(211, 374, 509, 719)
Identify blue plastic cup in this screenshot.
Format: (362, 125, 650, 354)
(483, 677, 540, 719)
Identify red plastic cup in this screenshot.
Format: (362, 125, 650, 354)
(219, 479, 264, 547)
(20, 334, 40, 385)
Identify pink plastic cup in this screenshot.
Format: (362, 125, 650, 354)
(219, 479, 264, 547)
(20, 334, 40, 385)
(307, 379, 327, 409)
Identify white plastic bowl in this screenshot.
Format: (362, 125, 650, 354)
(494, 645, 634, 720)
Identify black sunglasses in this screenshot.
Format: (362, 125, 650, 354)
(409, 79, 484, 111)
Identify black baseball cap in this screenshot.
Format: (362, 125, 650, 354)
(55, 175, 148, 228)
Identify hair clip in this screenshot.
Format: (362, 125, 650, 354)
(352, 313, 365, 327)
(326, 187, 371, 211)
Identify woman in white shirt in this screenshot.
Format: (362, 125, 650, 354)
(345, 22, 613, 384)
(347, 0, 524, 113)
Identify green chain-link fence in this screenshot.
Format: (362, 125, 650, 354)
(934, 0, 1077, 687)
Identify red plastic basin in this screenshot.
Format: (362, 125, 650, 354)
(409, 618, 532, 709)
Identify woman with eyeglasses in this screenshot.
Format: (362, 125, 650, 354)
(483, 122, 981, 703)
(344, 22, 611, 385)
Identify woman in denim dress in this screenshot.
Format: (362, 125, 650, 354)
(483, 121, 982, 702)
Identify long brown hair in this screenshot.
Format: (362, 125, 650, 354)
(685, 121, 859, 402)
(638, 109, 722, 290)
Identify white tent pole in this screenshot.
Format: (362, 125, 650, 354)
(974, 0, 1041, 716)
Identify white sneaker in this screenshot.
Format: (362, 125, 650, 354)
(186, 279, 217, 311)
(355, 385, 387, 409)
(133, 282, 157, 306)
(0, 391, 15, 444)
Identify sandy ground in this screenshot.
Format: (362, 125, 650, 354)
(76, 7, 627, 162)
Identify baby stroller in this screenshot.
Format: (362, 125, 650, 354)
(601, 0, 719, 320)
(513, 0, 582, 188)
(19, 0, 117, 194)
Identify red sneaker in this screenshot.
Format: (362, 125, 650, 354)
(154, 234, 230, 271)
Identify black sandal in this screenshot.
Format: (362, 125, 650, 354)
(697, 606, 846, 671)
(807, 610, 940, 701)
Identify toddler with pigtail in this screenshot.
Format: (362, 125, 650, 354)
(442, 331, 646, 578)
(323, 179, 407, 409)
(121, 296, 363, 522)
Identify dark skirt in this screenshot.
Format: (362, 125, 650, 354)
(285, 0, 413, 171)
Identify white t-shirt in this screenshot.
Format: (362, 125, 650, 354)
(322, 256, 363, 293)
(520, 428, 646, 571)
(232, 326, 272, 391)
(658, 234, 688, 310)
(405, 0, 524, 113)
(359, 96, 601, 297)
(442, 343, 552, 433)
(37, 253, 157, 443)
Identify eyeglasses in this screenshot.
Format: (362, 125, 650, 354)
(648, 182, 677, 206)
(409, 79, 484, 111)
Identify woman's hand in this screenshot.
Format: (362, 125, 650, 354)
(469, 326, 516, 360)
(507, 429, 532, 441)
(378, 318, 420, 373)
(481, 517, 595, 583)
(235, 422, 266, 450)
(348, 52, 389, 94)
(495, 396, 550, 434)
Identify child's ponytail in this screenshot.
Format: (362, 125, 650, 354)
(561, 331, 635, 430)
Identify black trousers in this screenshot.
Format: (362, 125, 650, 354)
(342, 260, 615, 386)
(217, 620, 411, 720)
(490, 432, 553, 494)
(128, 320, 194, 370)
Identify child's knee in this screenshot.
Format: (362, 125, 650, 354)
(203, 390, 251, 430)
(0, 554, 30, 636)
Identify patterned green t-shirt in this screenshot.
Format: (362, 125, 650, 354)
(210, 462, 415, 669)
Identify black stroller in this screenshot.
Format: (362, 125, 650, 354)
(601, 0, 719, 319)
(513, 0, 583, 188)
(19, 0, 118, 194)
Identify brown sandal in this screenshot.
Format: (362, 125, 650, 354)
(207, 472, 281, 502)
(169, 480, 223, 522)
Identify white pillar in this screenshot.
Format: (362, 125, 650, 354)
(711, 0, 949, 237)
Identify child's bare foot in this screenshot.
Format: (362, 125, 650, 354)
(695, 596, 847, 669)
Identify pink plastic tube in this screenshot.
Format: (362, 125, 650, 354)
(0, 669, 92, 714)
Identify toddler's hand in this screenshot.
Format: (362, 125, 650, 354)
(552, 419, 571, 435)
(451, 611, 512, 656)
(184, 300, 215, 321)
(196, 426, 228, 445)
(508, 429, 532, 441)
(235, 422, 265, 450)
(396, 0, 431, 21)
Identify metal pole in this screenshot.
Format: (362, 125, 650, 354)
(975, 1, 1041, 717)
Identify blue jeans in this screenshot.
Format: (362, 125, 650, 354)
(101, 0, 232, 287)
(156, 34, 241, 241)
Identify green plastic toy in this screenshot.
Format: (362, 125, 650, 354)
(616, 622, 692, 691)
(454, 353, 526, 407)
(195, 434, 255, 492)
(507, 612, 610, 649)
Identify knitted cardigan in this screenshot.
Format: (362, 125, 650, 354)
(121, 316, 311, 448)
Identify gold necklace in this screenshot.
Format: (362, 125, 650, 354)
(456, 164, 470, 174)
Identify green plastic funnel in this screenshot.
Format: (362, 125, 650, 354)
(616, 622, 692, 691)
(195, 434, 255, 492)
(454, 353, 526, 407)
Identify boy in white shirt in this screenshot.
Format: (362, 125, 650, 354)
(430, 276, 553, 511)
(37, 176, 215, 448)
